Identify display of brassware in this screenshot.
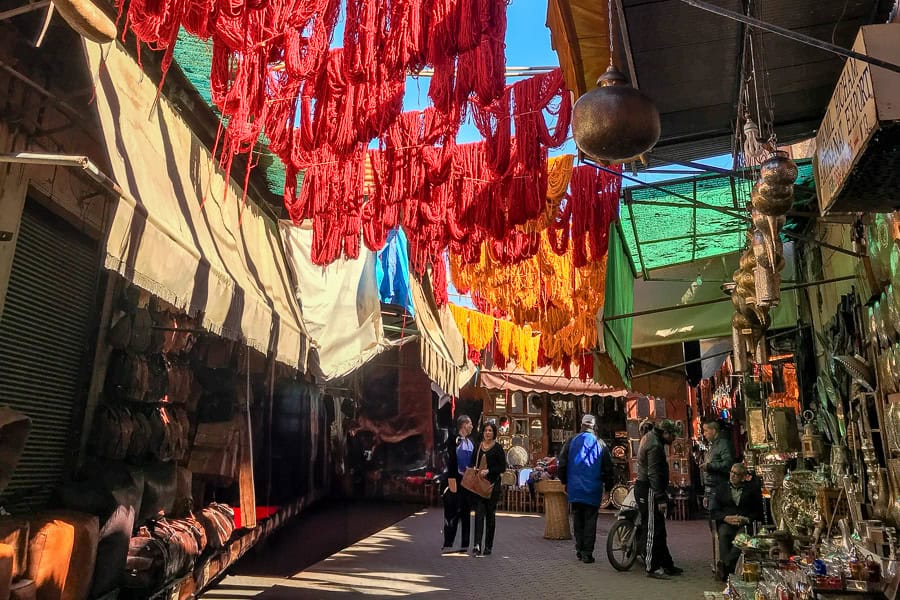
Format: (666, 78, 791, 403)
(778, 470, 819, 536)
(887, 401, 900, 453)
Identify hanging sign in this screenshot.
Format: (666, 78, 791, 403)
(814, 24, 900, 214)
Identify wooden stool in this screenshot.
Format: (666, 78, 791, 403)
(535, 479, 571, 540)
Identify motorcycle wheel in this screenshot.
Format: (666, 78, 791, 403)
(606, 519, 638, 571)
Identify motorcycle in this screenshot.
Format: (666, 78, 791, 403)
(605, 486, 644, 571)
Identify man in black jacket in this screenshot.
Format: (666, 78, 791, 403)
(701, 421, 734, 503)
(634, 419, 683, 579)
(710, 463, 764, 580)
(441, 415, 474, 553)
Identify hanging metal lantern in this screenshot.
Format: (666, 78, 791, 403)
(801, 418, 824, 460)
(572, 65, 661, 163)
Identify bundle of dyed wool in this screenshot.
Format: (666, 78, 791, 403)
(449, 155, 618, 371)
(118, 0, 508, 209)
(448, 304, 541, 373)
(547, 164, 621, 267)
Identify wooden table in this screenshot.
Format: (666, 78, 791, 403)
(535, 479, 571, 540)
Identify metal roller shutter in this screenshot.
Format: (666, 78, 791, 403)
(0, 200, 98, 511)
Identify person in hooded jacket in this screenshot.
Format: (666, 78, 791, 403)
(635, 419, 685, 579)
(557, 414, 614, 563)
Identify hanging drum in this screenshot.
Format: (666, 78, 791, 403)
(572, 65, 661, 163)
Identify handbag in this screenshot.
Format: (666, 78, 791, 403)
(461, 449, 494, 499)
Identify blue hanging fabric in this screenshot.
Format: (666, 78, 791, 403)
(376, 227, 414, 316)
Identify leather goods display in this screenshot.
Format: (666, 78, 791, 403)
(149, 307, 176, 355)
(28, 511, 99, 600)
(461, 453, 493, 499)
(106, 352, 150, 403)
(196, 504, 234, 550)
(0, 543, 14, 600)
(148, 408, 180, 462)
(189, 420, 240, 484)
(123, 527, 166, 589)
(0, 518, 29, 580)
(128, 410, 153, 461)
(151, 519, 200, 578)
(90, 505, 135, 598)
(91, 404, 135, 460)
(57, 462, 145, 521)
(172, 467, 193, 518)
(166, 364, 194, 404)
(124, 516, 206, 590)
(129, 307, 154, 354)
(203, 339, 236, 370)
(171, 316, 196, 355)
(139, 462, 176, 523)
(196, 393, 237, 424)
(9, 579, 35, 600)
(0, 407, 30, 496)
(145, 354, 169, 403)
(107, 311, 132, 351)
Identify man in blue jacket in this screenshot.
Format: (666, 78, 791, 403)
(557, 414, 614, 564)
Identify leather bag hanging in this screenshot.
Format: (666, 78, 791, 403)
(0, 407, 30, 496)
(196, 503, 234, 549)
(123, 527, 167, 589)
(461, 449, 494, 499)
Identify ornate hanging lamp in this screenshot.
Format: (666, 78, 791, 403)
(571, 0, 660, 164)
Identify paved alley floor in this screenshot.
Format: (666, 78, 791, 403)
(206, 506, 722, 599)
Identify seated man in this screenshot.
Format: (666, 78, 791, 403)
(709, 462, 763, 581)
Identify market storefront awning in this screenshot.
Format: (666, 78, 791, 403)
(84, 40, 307, 368)
(409, 273, 475, 397)
(480, 365, 627, 396)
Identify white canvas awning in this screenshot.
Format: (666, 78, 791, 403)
(279, 221, 388, 380)
(628, 245, 799, 348)
(409, 274, 475, 396)
(480, 364, 627, 396)
(84, 40, 306, 367)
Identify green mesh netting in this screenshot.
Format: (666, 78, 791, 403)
(172, 30, 292, 197)
(620, 161, 815, 273)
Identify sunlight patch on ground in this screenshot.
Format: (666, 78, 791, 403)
(324, 525, 413, 560)
(495, 512, 541, 518)
(289, 570, 448, 596)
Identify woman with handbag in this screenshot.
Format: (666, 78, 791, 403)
(468, 422, 506, 557)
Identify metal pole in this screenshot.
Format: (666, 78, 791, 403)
(677, 0, 900, 75)
(602, 274, 855, 322)
(586, 158, 864, 259)
(631, 329, 797, 380)
(0, 0, 50, 22)
(588, 158, 751, 223)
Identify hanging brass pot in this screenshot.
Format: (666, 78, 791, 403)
(751, 152, 798, 216)
(572, 65, 661, 163)
(760, 151, 799, 185)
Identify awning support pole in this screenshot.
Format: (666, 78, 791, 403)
(586, 158, 863, 259)
(630, 328, 797, 380)
(603, 274, 855, 322)
(677, 0, 900, 75)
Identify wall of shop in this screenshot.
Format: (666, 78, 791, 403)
(0, 31, 115, 509)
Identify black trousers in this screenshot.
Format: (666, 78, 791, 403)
(717, 522, 743, 575)
(571, 503, 599, 556)
(473, 487, 500, 550)
(442, 486, 472, 548)
(634, 480, 674, 573)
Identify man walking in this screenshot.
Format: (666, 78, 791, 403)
(635, 419, 684, 578)
(557, 414, 613, 564)
(441, 415, 475, 553)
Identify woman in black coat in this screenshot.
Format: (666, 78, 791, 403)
(470, 422, 507, 556)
